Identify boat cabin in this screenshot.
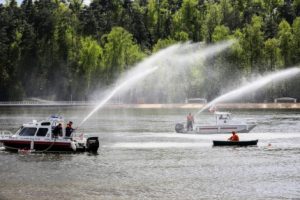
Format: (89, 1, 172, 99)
(214, 112, 232, 125)
(15, 115, 68, 139)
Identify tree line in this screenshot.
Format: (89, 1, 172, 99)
(0, 0, 300, 102)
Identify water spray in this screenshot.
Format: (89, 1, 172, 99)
(195, 67, 300, 118)
(78, 66, 159, 128)
(78, 40, 235, 127)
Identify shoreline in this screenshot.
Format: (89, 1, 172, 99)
(0, 102, 300, 109)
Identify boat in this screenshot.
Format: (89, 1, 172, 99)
(175, 112, 256, 134)
(213, 140, 258, 146)
(0, 115, 99, 153)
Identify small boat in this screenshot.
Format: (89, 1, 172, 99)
(0, 115, 99, 153)
(175, 112, 256, 134)
(213, 140, 258, 146)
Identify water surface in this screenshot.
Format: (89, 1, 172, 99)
(0, 107, 300, 200)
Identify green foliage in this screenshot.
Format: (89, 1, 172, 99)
(292, 17, 300, 63)
(78, 36, 103, 90)
(212, 25, 230, 42)
(173, 0, 202, 41)
(174, 31, 189, 42)
(241, 16, 265, 72)
(0, 0, 300, 101)
(264, 38, 282, 70)
(153, 37, 176, 52)
(204, 3, 221, 42)
(277, 19, 293, 66)
(102, 27, 145, 79)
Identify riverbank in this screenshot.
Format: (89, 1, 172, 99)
(0, 101, 300, 109)
(109, 103, 300, 109)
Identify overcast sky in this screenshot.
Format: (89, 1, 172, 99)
(0, 0, 91, 5)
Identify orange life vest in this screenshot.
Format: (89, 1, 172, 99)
(229, 134, 239, 141)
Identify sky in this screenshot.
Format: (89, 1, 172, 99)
(0, 0, 91, 5)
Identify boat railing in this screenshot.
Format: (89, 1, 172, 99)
(0, 130, 13, 138)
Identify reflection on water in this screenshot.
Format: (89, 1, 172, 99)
(0, 107, 300, 200)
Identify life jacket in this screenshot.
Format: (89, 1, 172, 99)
(230, 134, 239, 141)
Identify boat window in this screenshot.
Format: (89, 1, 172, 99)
(19, 128, 37, 136)
(41, 122, 51, 126)
(36, 128, 48, 137)
(15, 126, 24, 135)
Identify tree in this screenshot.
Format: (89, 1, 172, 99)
(212, 25, 230, 42)
(0, 0, 300, 102)
(264, 38, 282, 71)
(146, 0, 174, 44)
(119, 1, 151, 49)
(291, 17, 300, 64)
(203, 3, 221, 42)
(241, 16, 264, 73)
(294, 0, 300, 16)
(277, 19, 293, 66)
(80, 0, 122, 37)
(152, 37, 176, 52)
(174, 31, 189, 42)
(78, 36, 103, 92)
(220, 0, 234, 28)
(0, 1, 24, 100)
(242, 0, 265, 24)
(278, 0, 295, 24)
(173, 0, 202, 41)
(102, 27, 145, 81)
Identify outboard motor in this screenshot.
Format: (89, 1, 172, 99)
(175, 123, 185, 133)
(86, 137, 99, 153)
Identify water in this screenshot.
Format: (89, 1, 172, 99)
(195, 67, 300, 117)
(80, 40, 234, 126)
(1, 107, 300, 199)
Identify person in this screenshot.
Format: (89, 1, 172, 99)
(52, 123, 62, 138)
(228, 131, 239, 141)
(65, 121, 74, 138)
(186, 113, 194, 131)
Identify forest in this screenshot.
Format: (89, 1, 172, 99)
(0, 0, 300, 102)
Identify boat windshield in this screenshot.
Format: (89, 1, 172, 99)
(15, 126, 24, 135)
(19, 127, 37, 136)
(218, 114, 231, 120)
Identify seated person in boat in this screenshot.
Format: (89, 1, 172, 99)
(228, 131, 239, 141)
(186, 113, 194, 131)
(52, 123, 62, 138)
(65, 121, 74, 138)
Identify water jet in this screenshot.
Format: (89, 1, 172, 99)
(195, 67, 300, 117)
(78, 40, 234, 127)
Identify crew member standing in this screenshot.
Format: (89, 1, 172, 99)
(186, 113, 194, 131)
(52, 123, 62, 138)
(65, 121, 74, 138)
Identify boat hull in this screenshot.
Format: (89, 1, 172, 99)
(1, 140, 76, 152)
(213, 140, 258, 146)
(194, 124, 256, 134)
(175, 123, 256, 134)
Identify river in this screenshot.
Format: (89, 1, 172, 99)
(0, 106, 300, 199)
